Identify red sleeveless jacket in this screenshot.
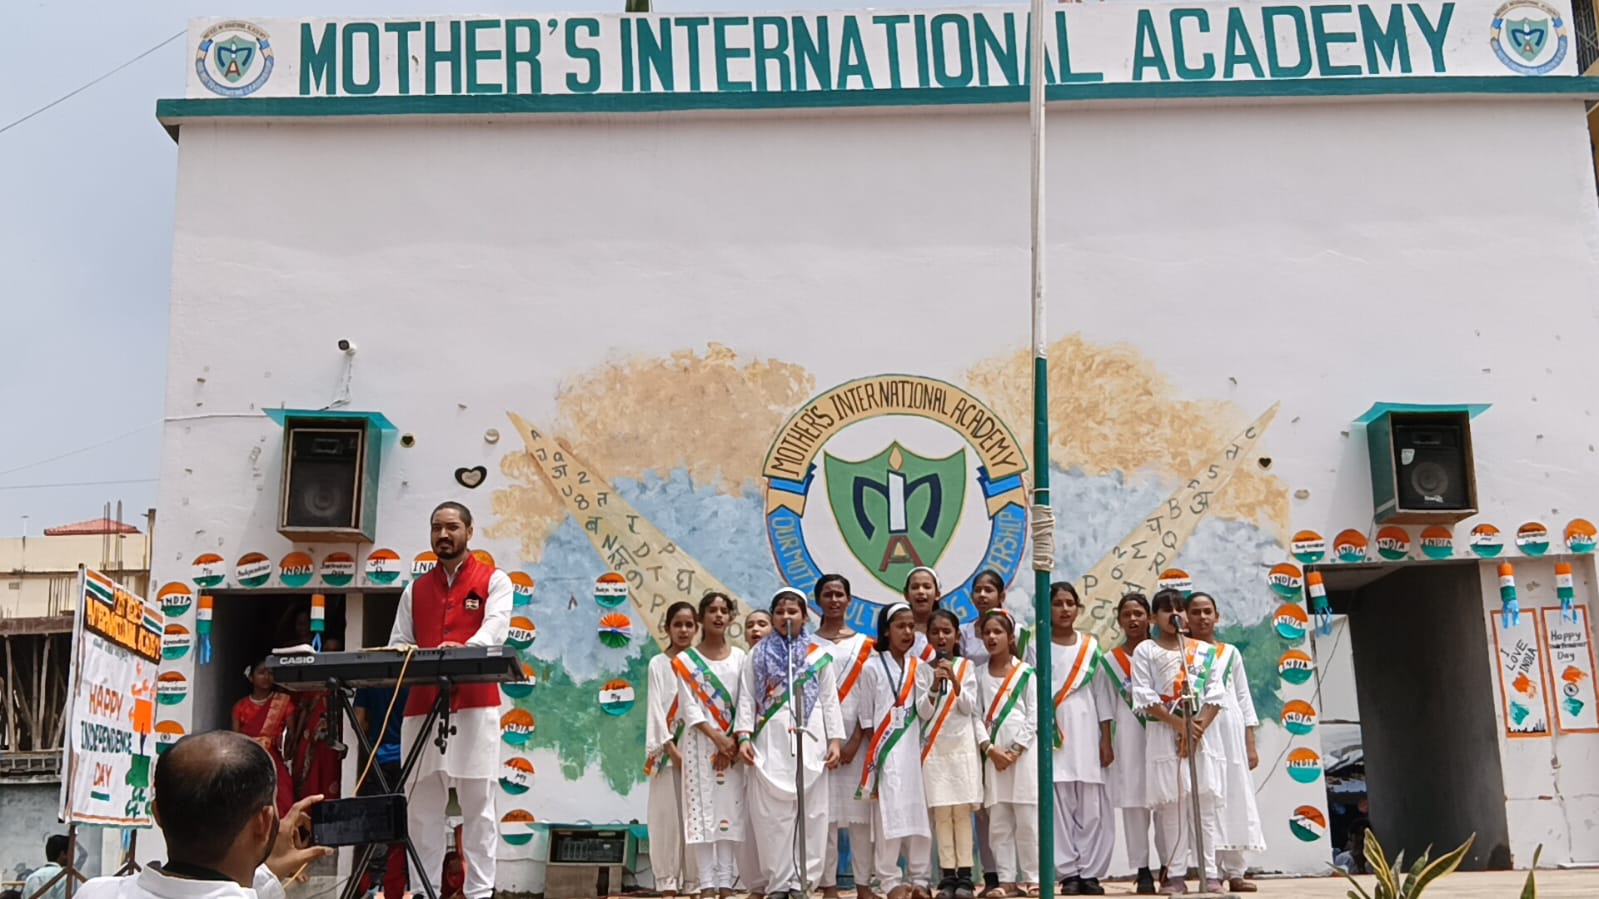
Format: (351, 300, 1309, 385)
(403, 554, 502, 716)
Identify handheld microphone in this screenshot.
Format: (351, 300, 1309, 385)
(933, 650, 950, 695)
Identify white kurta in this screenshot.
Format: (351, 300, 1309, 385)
(1211, 644, 1267, 853)
(645, 652, 692, 892)
(921, 656, 983, 808)
(388, 567, 513, 780)
(814, 631, 876, 825)
(736, 646, 846, 893)
(909, 630, 938, 663)
(1130, 639, 1225, 807)
(857, 653, 935, 840)
(77, 865, 283, 899)
(978, 659, 1038, 806)
(1097, 644, 1149, 809)
(1048, 636, 1110, 784)
(676, 646, 747, 845)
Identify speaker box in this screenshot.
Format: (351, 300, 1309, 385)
(1366, 410, 1478, 524)
(278, 418, 382, 542)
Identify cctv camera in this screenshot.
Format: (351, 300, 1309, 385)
(337, 339, 356, 355)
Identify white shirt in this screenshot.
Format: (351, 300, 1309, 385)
(25, 863, 66, 899)
(76, 865, 284, 899)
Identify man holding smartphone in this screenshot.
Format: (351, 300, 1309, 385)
(388, 502, 513, 899)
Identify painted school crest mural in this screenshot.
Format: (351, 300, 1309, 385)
(764, 375, 1028, 626)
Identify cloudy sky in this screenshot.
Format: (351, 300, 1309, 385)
(2, 0, 996, 535)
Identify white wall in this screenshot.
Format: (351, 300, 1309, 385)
(152, 95, 1599, 877)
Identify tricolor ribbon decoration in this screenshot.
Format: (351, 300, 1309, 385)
(311, 593, 326, 650)
(1498, 562, 1519, 628)
(197, 594, 214, 664)
(1307, 570, 1331, 636)
(1556, 561, 1576, 623)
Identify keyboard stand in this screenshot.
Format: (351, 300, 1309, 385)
(324, 677, 452, 899)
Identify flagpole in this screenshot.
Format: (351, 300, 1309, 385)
(1026, 0, 1055, 897)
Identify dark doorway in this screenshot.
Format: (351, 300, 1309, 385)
(1316, 561, 1511, 871)
(193, 593, 348, 734)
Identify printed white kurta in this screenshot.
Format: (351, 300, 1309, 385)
(857, 653, 935, 840)
(645, 653, 692, 892)
(1048, 636, 1110, 785)
(1130, 639, 1225, 807)
(814, 631, 876, 825)
(1212, 644, 1267, 853)
(977, 660, 1039, 806)
(676, 646, 747, 844)
(921, 656, 983, 808)
(735, 648, 846, 893)
(388, 568, 513, 781)
(1097, 644, 1149, 809)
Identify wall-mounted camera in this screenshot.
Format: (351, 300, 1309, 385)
(337, 339, 357, 355)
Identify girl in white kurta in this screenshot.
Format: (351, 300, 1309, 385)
(923, 609, 982, 899)
(976, 610, 1039, 896)
(811, 574, 879, 899)
(648, 602, 701, 896)
(735, 611, 773, 898)
(735, 589, 845, 899)
(1099, 594, 1157, 896)
(1131, 591, 1226, 895)
(676, 593, 748, 896)
(905, 566, 942, 663)
(958, 570, 1011, 894)
(1044, 583, 1114, 896)
(1184, 593, 1266, 893)
(857, 602, 935, 893)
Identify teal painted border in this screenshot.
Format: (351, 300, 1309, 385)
(155, 76, 1599, 124)
(1353, 402, 1492, 424)
(263, 408, 397, 431)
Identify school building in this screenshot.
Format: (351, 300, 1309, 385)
(146, 0, 1599, 888)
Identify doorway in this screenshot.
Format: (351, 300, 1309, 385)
(1313, 561, 1511, 871)
(193, 593, 349, 733)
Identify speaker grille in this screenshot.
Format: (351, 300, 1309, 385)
(283, 428, 362, 529)
(1392, 422, 1471, 511)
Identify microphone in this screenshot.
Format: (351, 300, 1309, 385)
(933, 650, 950, 695)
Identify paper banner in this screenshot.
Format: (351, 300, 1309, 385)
(1491, 608, 1550, 738)
(1539, 605, 1599, 733)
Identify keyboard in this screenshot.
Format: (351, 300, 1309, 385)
(262, 646, 524, 690)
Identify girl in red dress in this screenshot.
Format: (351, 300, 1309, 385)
(232, 662, 297, 815)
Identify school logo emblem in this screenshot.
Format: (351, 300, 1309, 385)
(1491, 1, 1567, 75)
(195, 21, 275, 97)
(764, 375, 1028, 628)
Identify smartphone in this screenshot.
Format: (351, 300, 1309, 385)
(309, 794, 409, 847)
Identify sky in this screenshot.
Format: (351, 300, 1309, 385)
(0, 0, 991, 537)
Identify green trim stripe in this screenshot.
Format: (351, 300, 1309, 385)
(157, 76, 1599, 125)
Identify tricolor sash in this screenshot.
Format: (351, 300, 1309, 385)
(1102, 647, 1142, 721)
(1164, 639, 1219, 705)
(837, 637, 876, 703)
(1016, 626, 1034, 661)
(1051, 635, 1100, 750)
(985, 661, 1033, 745)
(672, 648, 735, 734)
(642, 696, 683, 775)
(920, 658, 970, 761)
(753, 648, 833, 739)
(1216, 643, 1239, 685)
(857, 656, 920, 800)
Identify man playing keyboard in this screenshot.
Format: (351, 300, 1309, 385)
(388, 502, 512, 899)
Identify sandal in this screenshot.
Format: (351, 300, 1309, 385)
(978, 889, 1008, 898)
(1018, 886, 1041, 898)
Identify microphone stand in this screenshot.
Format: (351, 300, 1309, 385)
(786, 624, 811, 899)
(1175, 619, 1210, 894)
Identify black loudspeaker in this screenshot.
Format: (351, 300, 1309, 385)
(279, 419, 381, 542)
(1367, 410, 1478, 523)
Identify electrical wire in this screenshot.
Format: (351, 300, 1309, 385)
(0, 477, 157, 492)
(0, 421, 159, 479)
(355, 647, 416, 793)
(0, 32, 184, 136)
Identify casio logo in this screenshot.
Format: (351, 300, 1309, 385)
(278, 656, 317, 666)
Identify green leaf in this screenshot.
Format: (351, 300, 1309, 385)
(1398, 847, 1428, 898)
(1408, 834, 1474, 898)
(1518, 844, 1543, 899)
(1364, 830, 1398, 897)
(1335, 866, 1374, 899)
